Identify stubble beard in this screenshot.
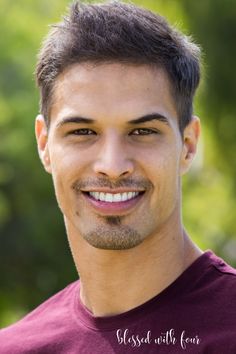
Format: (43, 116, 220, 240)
(71, 177, 154, 250)
(81, 215, 144, 250)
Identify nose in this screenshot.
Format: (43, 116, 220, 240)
(93, 133, 134, 179)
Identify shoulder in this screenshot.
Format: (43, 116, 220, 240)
(0, 280, 79, 354)
(206, 251, 236, 286)
(207, 252, 236, 307)
(188, 251, 236, 322)
(190, 251, 236, 296)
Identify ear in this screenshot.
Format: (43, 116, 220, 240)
(180, 116, 201, 175)
(35, 115, 52, 174)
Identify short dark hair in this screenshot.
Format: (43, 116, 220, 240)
(36, 0, 201, 133)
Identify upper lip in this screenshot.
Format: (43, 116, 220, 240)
(81, 189, 145, 193)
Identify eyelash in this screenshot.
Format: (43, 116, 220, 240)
(70, 129, 95, 135)
(68, 128, 159, 136)
(130, 128, 159, 136)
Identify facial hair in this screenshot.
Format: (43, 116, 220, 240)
(81, 222, 143, 250)
(72, 176, 153, 250)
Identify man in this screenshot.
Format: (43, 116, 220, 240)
(1, 1, 236, 353)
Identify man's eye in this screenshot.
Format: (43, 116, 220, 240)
(69, 129, 96, 135)
(130, 128, 159, 135)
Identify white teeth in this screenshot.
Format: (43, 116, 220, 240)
(122, 192, 128, 201)
(113, 193, 122, 202)
(100, 192, 105, 200)
(89, 191, 140, 202)
(105, 193, 113, 202)
(128, 192, 133, 199)
(94, 192, 100, 200)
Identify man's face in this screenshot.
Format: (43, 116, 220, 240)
(36, 63, 198, 250)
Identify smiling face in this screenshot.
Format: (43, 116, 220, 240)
(36, 63, 199, 250)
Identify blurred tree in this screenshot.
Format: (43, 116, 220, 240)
(180, 0, 236, 261)
(0, 0, 235, 327)
(0, 0, 77, 327)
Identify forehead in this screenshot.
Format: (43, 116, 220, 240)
(50, 62, 177, 124)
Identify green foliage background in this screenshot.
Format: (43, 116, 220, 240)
(0, 0, 235, 327)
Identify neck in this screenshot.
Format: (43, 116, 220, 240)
(65, 216, 202, 317)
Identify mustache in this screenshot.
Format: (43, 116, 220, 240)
(72, 177, 153, 191)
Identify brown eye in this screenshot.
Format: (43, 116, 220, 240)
(69, 129, 96, 135)
(130, 128, 159, 135)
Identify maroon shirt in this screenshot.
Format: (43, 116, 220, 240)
(1, 250, 236, 353)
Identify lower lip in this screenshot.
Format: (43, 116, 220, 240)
(82, 192, 145, 215)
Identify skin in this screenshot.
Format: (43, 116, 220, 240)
(36, 62, 202, 317)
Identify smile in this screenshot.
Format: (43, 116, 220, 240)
(82, 190, 145, 215)
(88, 191, 140, 203)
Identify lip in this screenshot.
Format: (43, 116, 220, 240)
(82, 191, 145, 215)
(81, 188, 145, 193)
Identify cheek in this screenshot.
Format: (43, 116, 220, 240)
(145, 148, 181, 204)
(47, 145, 82, 206)
(140, 145, 180, 179)
(49, 143, 89, 181)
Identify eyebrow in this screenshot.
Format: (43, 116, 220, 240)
(56, 116, 95, 128)
(127, 113, 170, 125)
(56, 113, 170, 128)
